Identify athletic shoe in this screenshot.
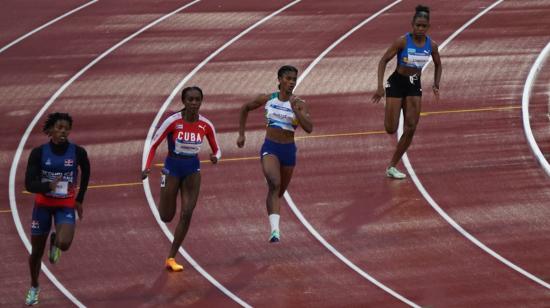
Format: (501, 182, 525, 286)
(165, 258, 184, 272)
(269, 230, 280, 243)
(386, 166, 406, 179)
(25, 286, 39, 306)
(49, 232, 61, 264)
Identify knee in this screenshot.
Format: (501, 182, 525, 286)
(403, 122, 417, 135)
(385, 125, 397, 134)
(30, 248, 43, 260)
(180, 208, 194, 221)
(57, 240, 72, 251)
(160, 211, 174, 223)
(267, 177, 281, 193)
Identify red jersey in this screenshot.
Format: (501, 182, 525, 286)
(145, 112, 221, 169)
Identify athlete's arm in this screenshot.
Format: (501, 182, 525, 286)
(74, 146, 89, 220)
(431, 40, 442, 103)
(75, 146, 90, 203)
(371, 37, 405, 103)
(290, 96, 313, 133)
(142, 116, 175, 179)
(25, 147, 52, 194)
(237, 94, 269, 148)
(203, 120, 221, 164)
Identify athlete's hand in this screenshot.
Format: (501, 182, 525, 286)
(371, 87, 385, 103)
(432, 86, 440, 103)
(210, 154, 218, 164)
(48, 175, 62, 191)
(290, 95, 305, 111)
(141, 169, 151, 180)
(75, 201, 83, 221)
(236, 134, 245, 148)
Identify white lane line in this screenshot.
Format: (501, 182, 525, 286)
(141, 2, 301, 307)
(8, 1, 201, 307)
(0, 0, 98, 54)
(286, 1, 423, 307)
(522, 41, 550, 174)
(400, 0, 550, 289)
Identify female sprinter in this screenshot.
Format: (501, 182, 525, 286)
(142, 86, 221, 271)
(24, 112, 90, 305)
(371, 5, 442, 179)
(237, 65, 313, 242)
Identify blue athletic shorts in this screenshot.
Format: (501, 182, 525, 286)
(31, 206, 75, 236)
(162, 155, 200, 179)
(260, 139, 297, 167)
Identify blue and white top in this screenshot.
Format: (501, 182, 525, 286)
(265, 92, 298, 132)
(397, 33, 432, 69)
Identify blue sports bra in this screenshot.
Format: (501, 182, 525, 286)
(397, 33, 432, 69)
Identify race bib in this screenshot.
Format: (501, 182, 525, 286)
(174, 139, 198, 155)
(54, 181, 69, 195)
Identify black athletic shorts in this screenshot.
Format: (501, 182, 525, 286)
(385, 71, 422, 97)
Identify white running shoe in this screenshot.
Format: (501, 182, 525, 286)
(269, 230, 280, 243)
(386, 166, 406, 179)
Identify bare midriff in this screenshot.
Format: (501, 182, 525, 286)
(266, 126, 295, 144)
(396, 64, 422, 77)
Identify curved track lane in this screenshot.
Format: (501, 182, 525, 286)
(3, 0, 258, 306)
(1, 0, 205, 305)
(407, 0, 550, 291)
(5, 0, 550, 307)
(286, 0, 550, 306)
(143, 1, 424, 307)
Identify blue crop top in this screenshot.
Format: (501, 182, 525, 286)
(397, 33, 432, 69)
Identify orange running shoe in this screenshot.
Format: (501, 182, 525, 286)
(165, 258, 184, 272)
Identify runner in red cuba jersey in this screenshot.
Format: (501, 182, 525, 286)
(142, 86, 220, 272)
(144, 112, 220, 169)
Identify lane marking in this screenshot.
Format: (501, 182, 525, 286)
(284, 1, 423, 307)
(420, 105, 519, 116)
(142, 2, 302, 307)
(0, 0, 98, 54)
(14, 103, 519, 195)
(401, 0, 550, 289)
(8, 1, 201, 307)
(522, 41, 550, 175)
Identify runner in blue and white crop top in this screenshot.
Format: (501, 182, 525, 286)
(237, 65, 313, 243)
(265, 92, 299, 132)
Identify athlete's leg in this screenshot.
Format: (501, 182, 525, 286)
(278, 166, 294, 198)
(262, 154, 282, 215)
(29, 234, 48, 287)
(29, 206, 51, 287)
(53, 207, 76, 251)
(168, 172, 201, 258)
(384, 97, 404, 134)
(159, 173, 181, 223)
(389, 96, 421, 167)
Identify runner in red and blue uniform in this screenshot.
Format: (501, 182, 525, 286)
(142, 86, 220, 271)
(24, 112, 90, 305)
(371, 5, 442, 179)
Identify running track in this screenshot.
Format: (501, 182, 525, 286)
(1, 0, 550, 307)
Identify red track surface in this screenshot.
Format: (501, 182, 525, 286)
(1, 0, 550, 307)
